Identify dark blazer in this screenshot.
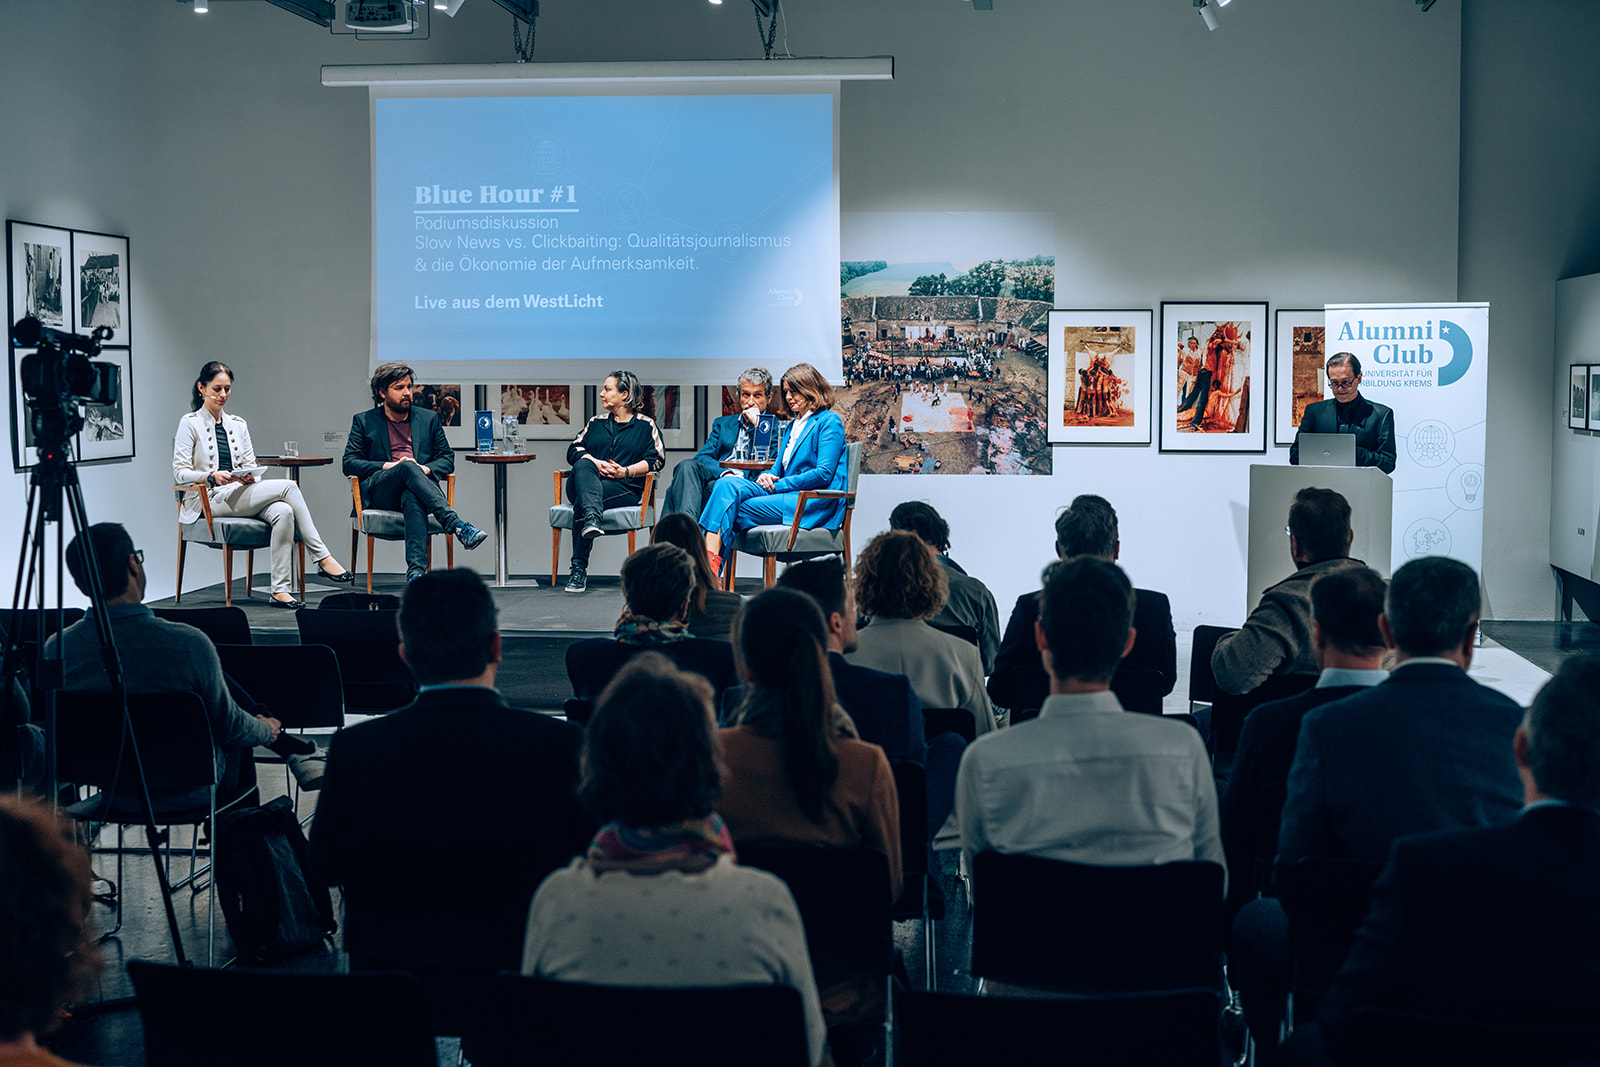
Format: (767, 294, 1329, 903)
(1290, 394, 1396, 473)
(828, 650, 926, 766)
(1276, 662, 1524, 871)
(566, 637, 738, 702)
(1221, 683, 1372, 915)
(308, 687, 591, 888)
(342, 405, 456, 482)
(1319, 805, 1600, 1058)
(691, 413, 765, 478)
(987, 587, 1177, 714)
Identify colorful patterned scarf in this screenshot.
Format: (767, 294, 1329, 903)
(586, 815, 736, 874)
(614, 613, 692, 646)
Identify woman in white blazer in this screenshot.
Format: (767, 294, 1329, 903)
(174, 361, 353, 607)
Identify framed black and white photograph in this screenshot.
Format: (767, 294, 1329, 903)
(74, 347, 134, 462)
(69, 229, 130, 346)
(1159, 301, 1268, 454)
(7, 220, 70, 332)
(1589, 366, 1600, 432)
(1275, 310, 1325, 446)
(1571, 365, 1591, 431)
(641, 384, 694, 450)
(1046, 309, 1152, 445)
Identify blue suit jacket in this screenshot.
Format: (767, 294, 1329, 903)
(769, 409, 849, 530)
(829, 651, 927, 766)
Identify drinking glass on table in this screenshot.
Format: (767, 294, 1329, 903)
(283, 441, 299, 458)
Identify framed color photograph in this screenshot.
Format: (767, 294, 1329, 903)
(1571, 365, 1591, 431)
(1046, 309, 1152, 444)
(414, 382, 470, 448)
(1275, 310, 1325, 446)
(74, 347, 134, 462)
(1159, 301, 1267, 454)
(8, 220, 70, 334)
(69, 230, 130, 345)
(500, 384, 574, 440)
(1589, 366, 1600, 432)
(641, 384, 693, 450)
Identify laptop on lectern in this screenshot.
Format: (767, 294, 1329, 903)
(1298, 432, 1357, 467)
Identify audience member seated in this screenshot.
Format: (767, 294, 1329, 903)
(565, 544, 738, 701)
(1221, 565, 1388, 919)
(956, 556, 1222, 887)
(46, 522, 312, 808)
(650, 513, 743, 641)
(0, 797, 100, 1067)
(1316, 653, 1600, 1065)
(847, 530, 997, 735)
(987, 494, 1177, 715)
(309, 569, 592, 900)
(662, 366, 774, 520)
(888, 501, 1000, 675)
(719, 587, 902, 1030)
(1211, 488, 1364, 697)
(521, 654, 827, 1067)
(775, 558, 964, 849)
(1231, 555, 1525, 1060)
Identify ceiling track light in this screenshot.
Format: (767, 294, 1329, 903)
(434, 0, 465, 13)
(193, 0, 208, 11)
(1194, 0, 1219, 31)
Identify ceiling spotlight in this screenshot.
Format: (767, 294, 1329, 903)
(434, 0, 465, 12)
(709, 0, 723, 5)
(1195, 0, 1219, 30)
(1215, 0, 1231, 6)
(193, 0, 208, 11)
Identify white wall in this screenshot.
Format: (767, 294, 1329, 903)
(1552, 273, 1600, 583)
(0, 0, 1530, 627)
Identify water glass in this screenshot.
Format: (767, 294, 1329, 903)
(283, 441, 299, 457)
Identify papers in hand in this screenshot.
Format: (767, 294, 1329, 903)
(228, 466, 268, 479)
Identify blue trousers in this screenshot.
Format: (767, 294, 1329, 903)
(698, 476, 801, 545)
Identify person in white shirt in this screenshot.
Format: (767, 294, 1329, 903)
(955, 555, 1223, 889)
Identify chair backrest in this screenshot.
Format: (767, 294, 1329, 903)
(735, 844, 893, 987)
(562, 697, 594, 726)
(0, 607, 86, 692)
(215, 643, 344, 731)
(318, 592, 401, 611)
(1212, 672, 1317, 761)
(460, 975, 810, 1067)
(294, 608, 415, 714)
(51, 690, 216, 799)
(923, 707, 976, 745)
(1187, 624, 1236, 705)
(1278, 855, 1386, 995)
(843, 439, 865, 498)
(152, 606, 252, 647)
(1112, 666, 1170, 715)
(127, 961, 437, 1067)
(971, 851, 1225, 993)
(1338, 1006, 1600, 1067)
(889, 761, 932, 921)
(893, 986, 1222, 1067)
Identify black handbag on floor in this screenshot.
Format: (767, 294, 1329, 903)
(214, 795, 336, 964)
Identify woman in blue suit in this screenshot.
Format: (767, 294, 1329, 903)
(700, 363, 848, 577)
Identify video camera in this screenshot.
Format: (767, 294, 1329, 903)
(10, 316, 118, 450)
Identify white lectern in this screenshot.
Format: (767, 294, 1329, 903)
(1245, 465, 1393, 617)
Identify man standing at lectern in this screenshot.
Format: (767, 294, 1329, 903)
(1290, 352, 1396, 473)
(662, 367, 774, 520)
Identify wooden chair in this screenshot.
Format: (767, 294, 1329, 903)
(175, 484, 303, 607)
(548, 470, 657, 584)
(348, 473, 455, 593)
(724, 440, 863, 590)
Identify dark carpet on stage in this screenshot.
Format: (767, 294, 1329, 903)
(1480, 620, 1600, 676)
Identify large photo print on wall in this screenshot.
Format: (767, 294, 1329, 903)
(1159, 301, 1267, 454)
(1046, 310, 1151, 444)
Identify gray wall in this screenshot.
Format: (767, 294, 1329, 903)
(1552, 273, 1600, 584)
(2, 0, 1586, 626)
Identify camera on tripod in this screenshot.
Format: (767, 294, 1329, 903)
(10, 316, 118, 449)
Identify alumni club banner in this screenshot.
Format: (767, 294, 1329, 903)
(1323, 303, 1489, 577)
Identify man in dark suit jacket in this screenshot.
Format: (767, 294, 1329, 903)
(309, 569, 592, 966)
(662, 367, 773, 519)
(1221, 565, 1389, 919)
(987, 494, 1176, 715)
(1318, 653, 1600, 1064)
(566, 543, 737, 701)
(342, 361, 486, 582)
(1290, 352, 1396, 473)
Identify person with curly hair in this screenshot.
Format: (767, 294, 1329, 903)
(0, 797, 99, 1066)
(847, 530, 998, 736)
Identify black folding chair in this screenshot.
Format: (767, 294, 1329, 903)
(736, 844, 894, 991)
(294, 607, 415, 714)
(127, 961, 437, 1067)
(51, 689, 248, 965)
(894, 985, 1224, 1067)
(1113, 665, 1173, 715)
(216, 643, 344, 804)
(151, 605, 252, 647)
(1278, 855, 1385, 1030)
(923, 707, 976, 744)
(890, 761, 941, 988)
(971, 851, 1225, 995)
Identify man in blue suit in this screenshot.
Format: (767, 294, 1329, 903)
(662, 367, 773, 519)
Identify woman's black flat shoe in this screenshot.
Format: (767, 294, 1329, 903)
(269, 596, 305, 609)
(320, 570, 356, 584)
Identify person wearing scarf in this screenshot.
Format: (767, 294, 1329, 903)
(522, 654, 828, 1067)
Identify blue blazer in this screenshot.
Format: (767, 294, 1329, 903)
(690, 413, 759, 478)
(769, 409, 849, 530)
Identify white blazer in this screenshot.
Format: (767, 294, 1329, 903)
(173, 409, 260, 525)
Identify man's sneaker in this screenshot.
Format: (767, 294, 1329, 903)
(581, 524, 604, 540)
(288, 753, 326, 792)
(406, 567, 426, 583)
(455, 521, 488, 550)
(565, 566, 588, 593)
